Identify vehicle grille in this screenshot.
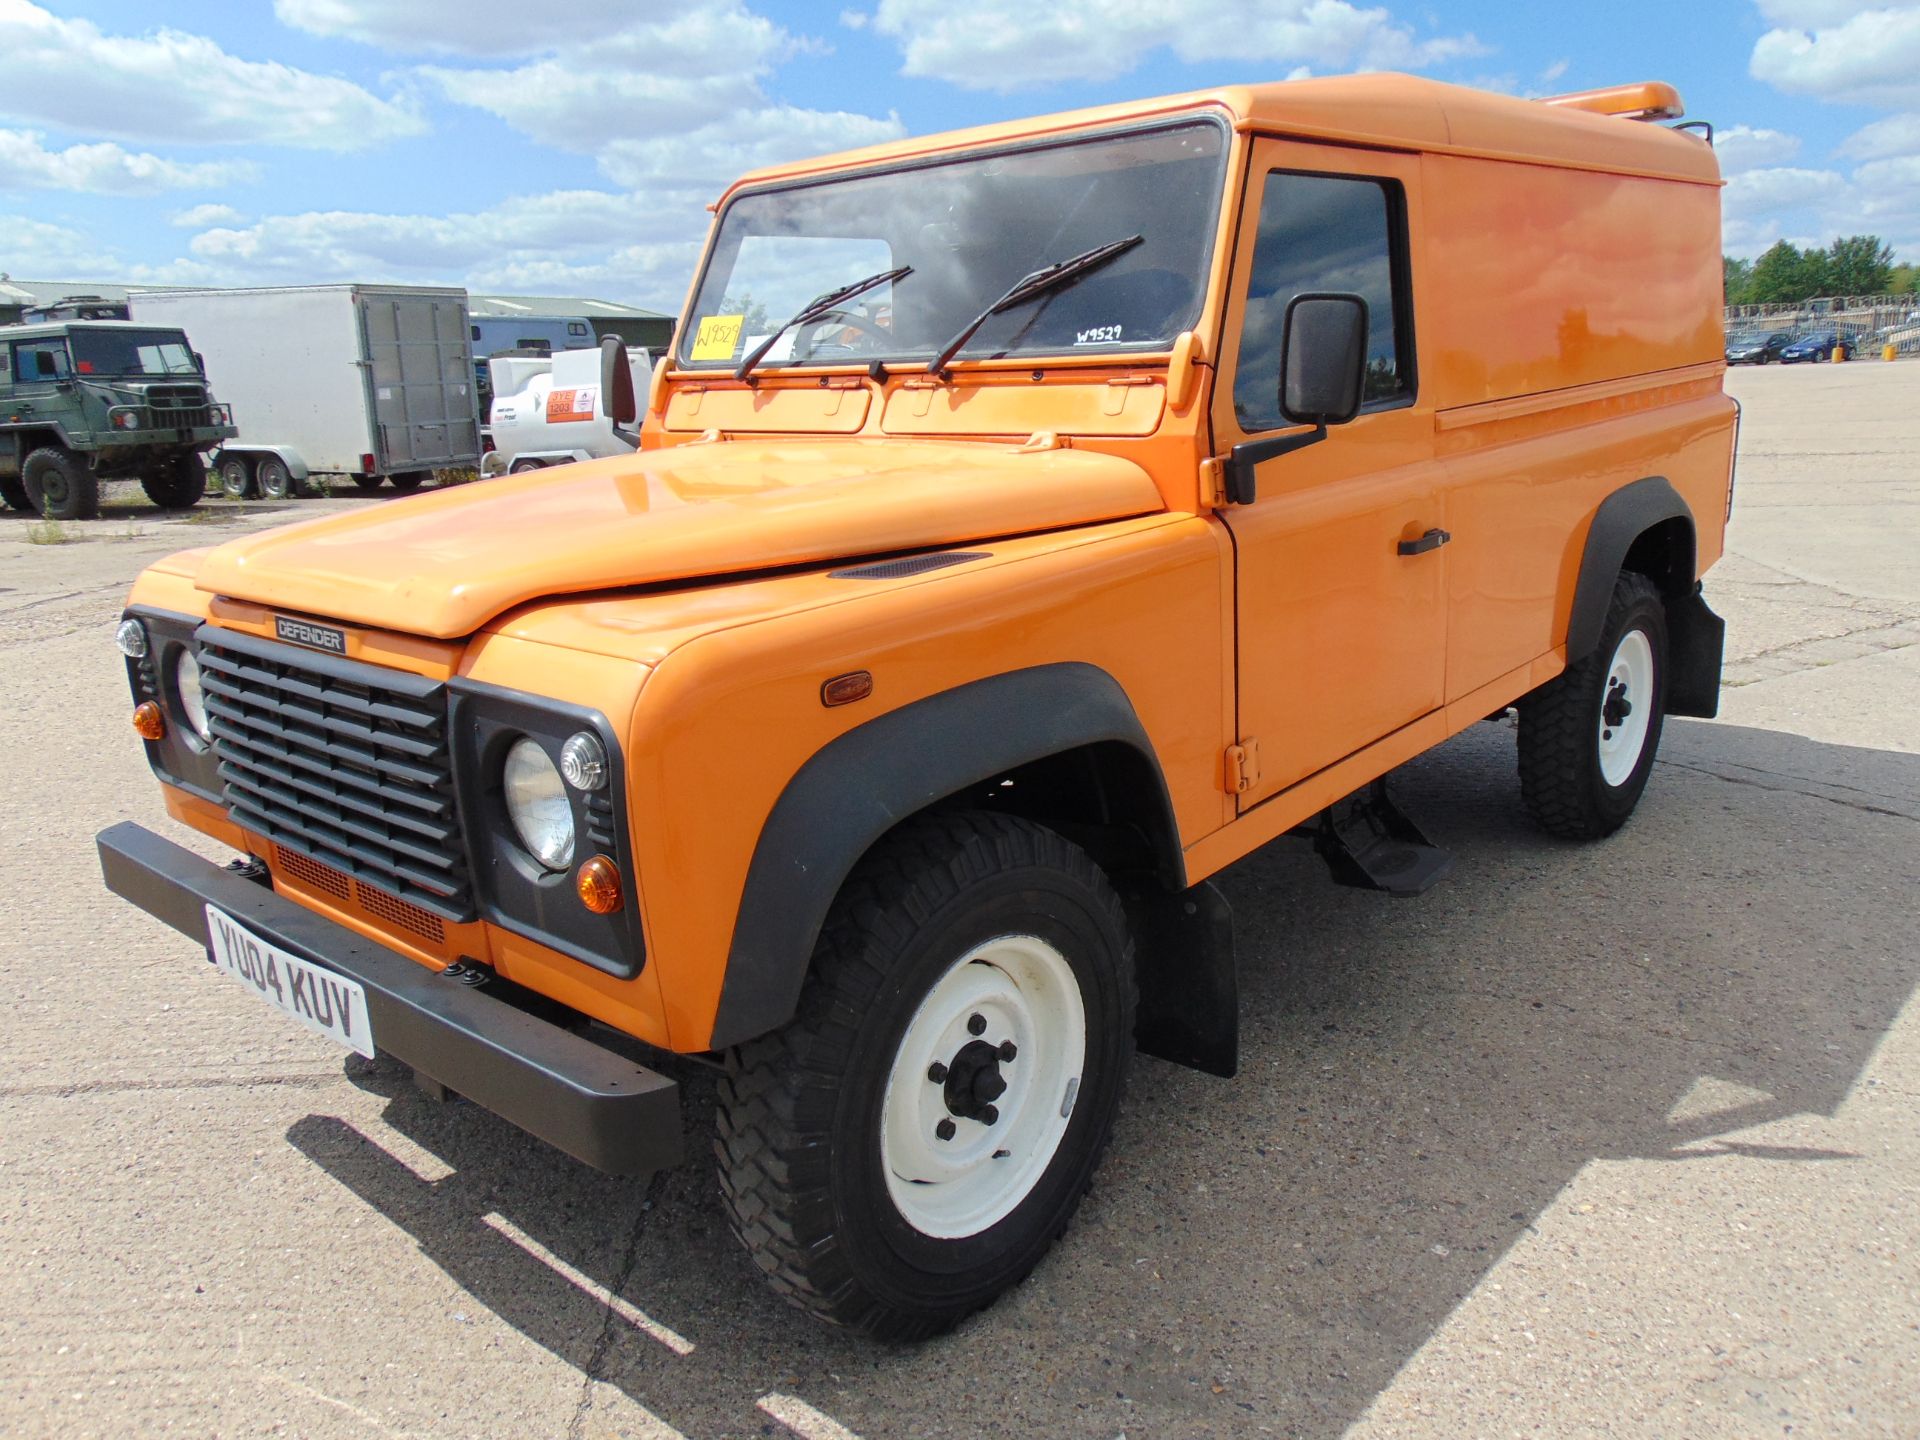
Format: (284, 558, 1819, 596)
(146, 383, 212, 428)
(197, 627, 472, 920)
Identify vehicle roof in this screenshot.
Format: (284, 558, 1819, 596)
(725, 73, 1720, 197)
(0, 319, 185, 338)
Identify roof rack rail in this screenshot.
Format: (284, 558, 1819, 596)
(1539, 82, 1684, 122)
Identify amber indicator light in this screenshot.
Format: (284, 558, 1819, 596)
(576, 856, 623, 915)
(132, 702, 167, 741)
(821, 670, 873, 707)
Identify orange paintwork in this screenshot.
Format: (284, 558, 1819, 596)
(126, 73, 1735, 1054)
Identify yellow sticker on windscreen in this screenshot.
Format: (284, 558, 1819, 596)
(692, 313, 745, 361)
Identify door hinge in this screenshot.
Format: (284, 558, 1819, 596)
(1225, 739, 1260, 795)
(1200, 456, 1227, 508)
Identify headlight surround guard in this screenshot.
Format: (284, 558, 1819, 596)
(448, 679, 644, 979)
(120, 606, 223, 803)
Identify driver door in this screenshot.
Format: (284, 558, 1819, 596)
(1213, 141, 1446, 809)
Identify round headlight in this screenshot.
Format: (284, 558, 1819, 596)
(116, 618, 148, 658)
(559, 731, 607, 791)
(503, 738, 575, 871)
(174, 650, 210, 743)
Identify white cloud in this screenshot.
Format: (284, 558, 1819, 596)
(275, 0, 670, 56)
(868, 0, 1483, 93)
(0, 213, 118, 273)
(0, 129, 255, 193)
(1837, 111, 1920, 160)
(840, 9, 871, 28)
(1538, 59, 1569, 85)
(1714, 124, 1803, 174)
(1750, 5, 1920, 107)
(1724, 164, 1850, 216)
(598, 105, 904, 191)
(417, 8, 803, 150)
(1755, 0, 1890, 23)
(0, 0, 422, 150)
(170, 202, 247, 228)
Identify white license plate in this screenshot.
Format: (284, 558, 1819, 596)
(204, 904, 375, 1058)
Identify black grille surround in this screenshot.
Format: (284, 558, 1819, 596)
(195, 625, 473, 921)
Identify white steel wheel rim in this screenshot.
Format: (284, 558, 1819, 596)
(1598, 628, 1655, 787)
(880, 934, 1087, 1240)
(258, 460, 289, 497)
(218, 461, 247, 497)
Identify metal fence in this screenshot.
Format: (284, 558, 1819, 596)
(1726, 293, 1920, 356)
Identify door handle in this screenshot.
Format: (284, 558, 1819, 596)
(1397, 527, 1450, 556)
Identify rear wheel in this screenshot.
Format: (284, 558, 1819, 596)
(715, 811, 1136, 1340)
(215, 454, 255, 499)
(387, 471, 427, 493)
(140, 453, 206, 510)
(1518, 571, 1669, 839)
(0, 473, 28, 511)
(23, 446, 98, 521)
(255, 456, 293, 500)
(349, 474, 385, 493)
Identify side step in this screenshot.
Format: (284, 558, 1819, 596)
(1311, 780, 1454, 897)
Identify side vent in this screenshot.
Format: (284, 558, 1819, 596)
(830, 551, 990, 580)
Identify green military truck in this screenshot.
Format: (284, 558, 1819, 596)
(0, 319, 236, 520)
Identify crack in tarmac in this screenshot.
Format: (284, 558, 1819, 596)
(0, 1072, 339, 1100)
(568, 1171, 670, 1440)
(1656, 757, 1919, 822)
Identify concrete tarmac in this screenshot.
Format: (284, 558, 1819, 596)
(1, 362, 1915, 1439)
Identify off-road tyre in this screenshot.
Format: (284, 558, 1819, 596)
(715, 810, 1137, 1341)
(1518, 570, 1669, 839)
(349, 474, 384, 492)
(0, 473, 28, 511)
(140, 453, 206, 511)
(23, 446, 98, 521)
(387, 471, 426, 493)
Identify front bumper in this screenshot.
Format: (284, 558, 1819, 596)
(96, 821, 682, 1176)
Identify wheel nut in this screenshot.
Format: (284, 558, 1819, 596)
(927, 1062, 948, 1084)
(936, 1118, 956, 1141)
(979, 1104, 999, 1126)
(967, 1013, 986, 1036)
(998, 1040, 1018, 1062)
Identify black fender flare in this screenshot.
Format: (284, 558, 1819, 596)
(1566, 475, 1722, 719)
(1566, 476, 1695, 661)
(708, 662, 1184, 1050)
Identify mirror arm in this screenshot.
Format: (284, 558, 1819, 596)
(1223, 423, 1326, 505)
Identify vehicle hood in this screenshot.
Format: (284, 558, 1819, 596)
(192, 438, 1165, 639)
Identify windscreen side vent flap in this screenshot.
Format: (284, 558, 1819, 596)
(830, 551, 991, 580)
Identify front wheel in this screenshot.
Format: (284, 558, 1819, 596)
(715, 811, 1136, 1340)
(1517, 571, 1668, 839)
(140, 453, 205, 510)
(23, 446, 98, 521)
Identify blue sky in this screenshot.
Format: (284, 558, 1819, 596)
(2, 0, 1916, 312)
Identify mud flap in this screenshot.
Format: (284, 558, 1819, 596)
(1666, 582, 1726, 719)
(1126, 880, 1237, 1078)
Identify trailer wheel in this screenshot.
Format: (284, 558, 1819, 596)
(715, 811, 1136, 1340)
(348, 475, 384, 492)
(140, 454, 205, 511)
(255, 456, 293, 500)
(387, 472, 427, 493)
(508, 458, 546, 474)
(23, 446, 98, 521)
(215, 455, 256, 500)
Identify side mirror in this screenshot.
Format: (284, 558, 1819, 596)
(1278, 292, 1367, 426)
(1223, 291, 1369, 505)
(599, 334, 640, 449)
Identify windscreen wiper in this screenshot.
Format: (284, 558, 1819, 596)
(734, 265, 912, 381)
(925, 234, 1144, 376)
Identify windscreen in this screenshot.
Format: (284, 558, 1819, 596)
(70, 329, 199, 377)
(680, 120, 1228, 370)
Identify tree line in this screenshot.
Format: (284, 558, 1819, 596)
(1724, 235, 1917, 306)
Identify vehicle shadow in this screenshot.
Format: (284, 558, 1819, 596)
(287, 718, 1920, 1440)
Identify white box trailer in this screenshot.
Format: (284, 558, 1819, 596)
(131, 284, 481, 497)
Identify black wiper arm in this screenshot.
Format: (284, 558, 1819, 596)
(925, 234, 1144, 376)
(734, 265, 912, 380)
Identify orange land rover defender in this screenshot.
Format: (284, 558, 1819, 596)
(100, 75, 1735, 1339)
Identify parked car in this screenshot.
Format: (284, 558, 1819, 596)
(1780, 331, 1848, 363)
(1726, 331, 1791, 364)
(102, 71, 1735, 1341)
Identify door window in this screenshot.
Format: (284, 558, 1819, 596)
(1233, 172, 1412, 432)
(13, 338, 71, 380)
